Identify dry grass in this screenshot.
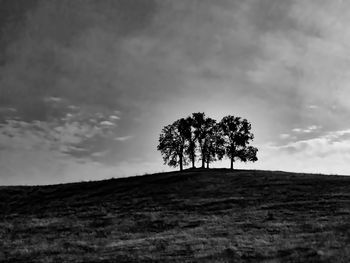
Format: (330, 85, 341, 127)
(0, 169, 349, 262)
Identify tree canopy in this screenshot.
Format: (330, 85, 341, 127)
(157, 112, 258, 171)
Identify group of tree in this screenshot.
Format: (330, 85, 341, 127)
(157, 112, 258, 171)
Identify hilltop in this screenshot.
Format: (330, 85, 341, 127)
(0, 169, 350, 262)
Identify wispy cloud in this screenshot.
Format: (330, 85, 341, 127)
(0, 106, 121, 159)
(114, 136, 132, 142)
(258, 128, 350, 174)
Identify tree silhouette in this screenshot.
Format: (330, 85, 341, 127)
(202, 121, 225, 168)
(157, 113, 258, 171)
(184, 116, 197, 168)
(191, 112, 217, 168)
(219, 115, 258, 169)
(157, 118, 189, 171)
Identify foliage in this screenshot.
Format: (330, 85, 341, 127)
(157, 118, 189, 171)
(184, 116, 197, 168)
(157, 112, 258, 170)
(202, 120, 225, 168)
(191, 113, 220, 168)
(219, 115, 258, 169)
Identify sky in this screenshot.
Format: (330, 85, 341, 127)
(1, 0, 350, 185)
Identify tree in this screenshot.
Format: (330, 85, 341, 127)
(240, 146, 258, 163)
(184, 116, 197, 168)
(191, 112, 217, 168)
(219, 115, 258, 169)
(157, 113, 258, 171)
(157, 118, 189, 171)
(202, 122, 225, 168)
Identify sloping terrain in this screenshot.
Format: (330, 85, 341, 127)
(0, 169, 349, 262)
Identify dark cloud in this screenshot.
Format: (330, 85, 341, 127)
(0, 0, 158, 121)
(248, 0, 297, 33)
(0, 0, 302, 124)
(0, 0, 39, 64)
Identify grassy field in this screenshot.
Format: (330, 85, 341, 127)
(0, 168, 349, 262)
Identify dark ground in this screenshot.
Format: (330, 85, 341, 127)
(0, 169, 349, 262)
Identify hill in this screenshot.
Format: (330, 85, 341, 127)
(0, 169, 350, 262)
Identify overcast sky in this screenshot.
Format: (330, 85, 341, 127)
(1, 0, 350, 185)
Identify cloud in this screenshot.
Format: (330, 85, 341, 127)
(279, 133, 291, 140)
(257, 128, 350, 174)
(308, 105, 318, 110)
(1, 0, 349, 126)
(0, 0, 158, 121)
(114, 136, 132, 142)
(2, 0, 341, 132)
(0, 105, 121, 159)
(292, 125, 321, 134)
(242, 1, 350, 135)
(1, 0, 350, 184)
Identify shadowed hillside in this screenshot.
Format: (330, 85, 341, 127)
(1, 169, 350, 262)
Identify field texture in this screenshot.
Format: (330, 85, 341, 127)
(0, 169, 349, 262)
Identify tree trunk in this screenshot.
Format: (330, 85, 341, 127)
(190, 142, 196, 168)
(230, 157, 234, 170)
(206, 159, 209, 169)
(201, 150, 205, 168)
(179, 155, 183, 171)
(199, 139, 205, 168)
(191, 155, 195, 168)
(201, 155, 205, 168)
